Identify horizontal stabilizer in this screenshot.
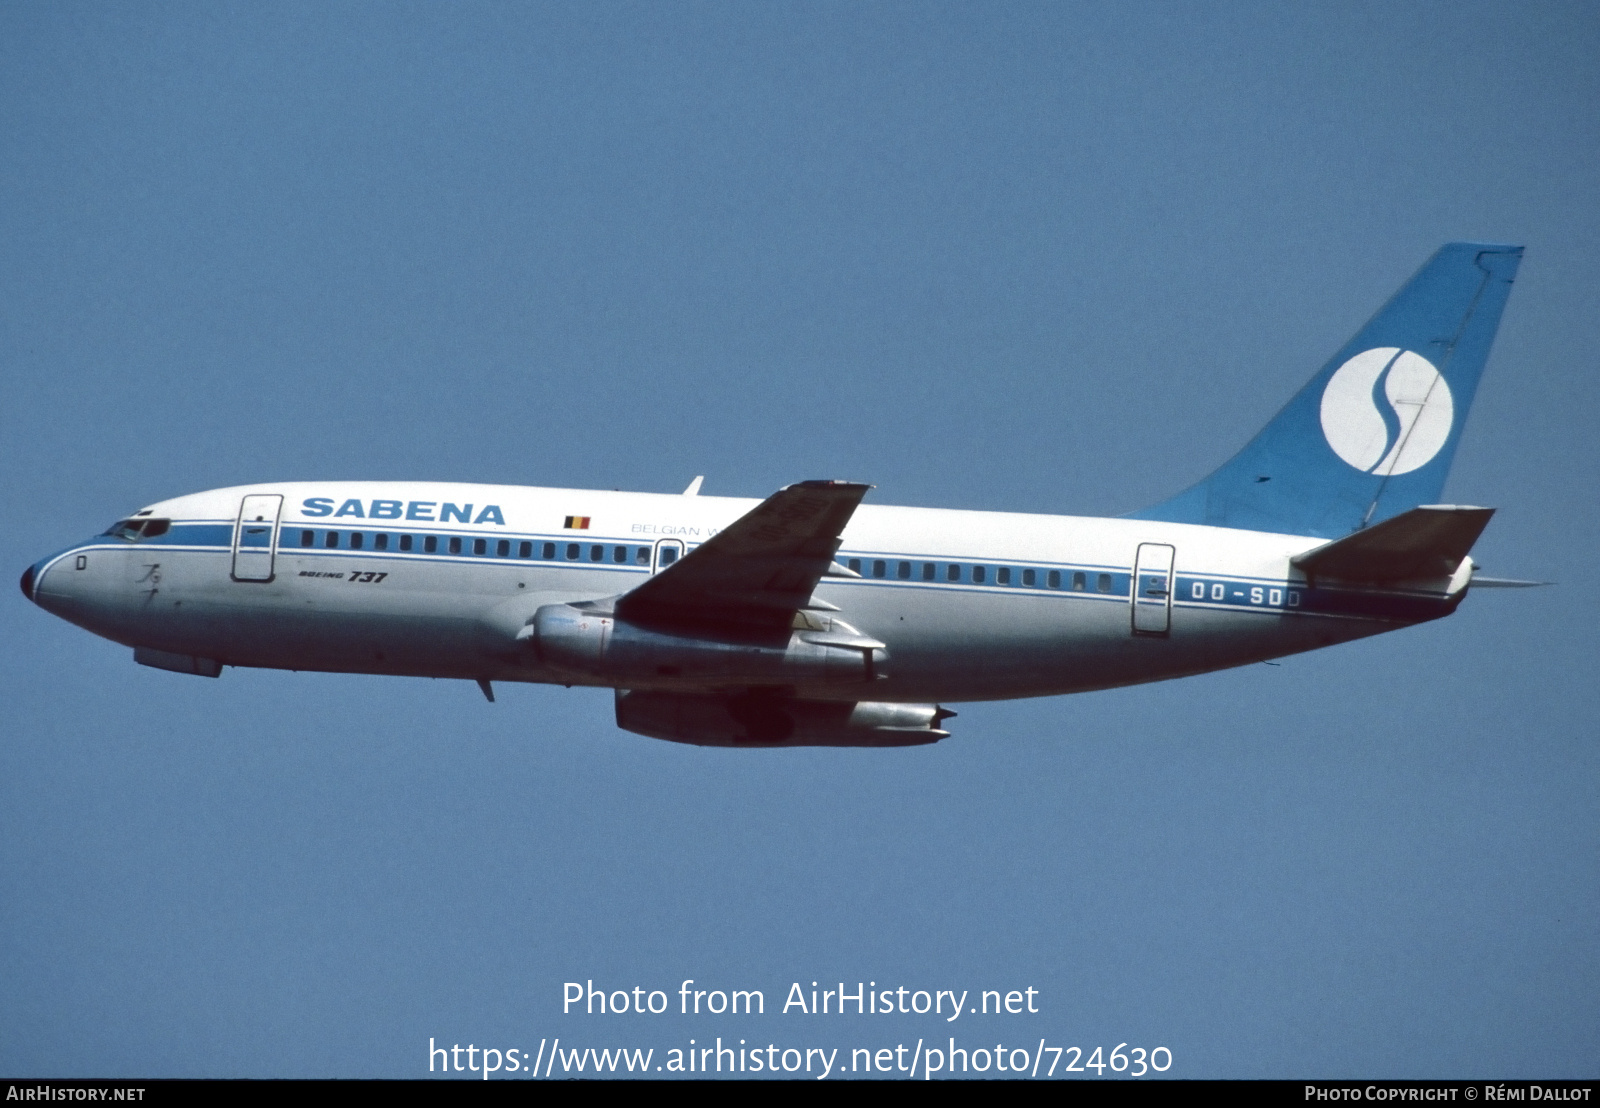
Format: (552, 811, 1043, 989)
(1468, 575, 1550, 589)
(1292, 505, 1494, 584)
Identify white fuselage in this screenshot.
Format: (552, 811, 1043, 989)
(27, 481, 1463, 703)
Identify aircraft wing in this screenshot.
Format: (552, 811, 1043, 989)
(615, 480, 870, 634)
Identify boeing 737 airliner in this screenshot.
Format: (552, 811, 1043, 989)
(23, 244, 1532, 746)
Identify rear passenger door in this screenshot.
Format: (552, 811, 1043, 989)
(1131, 542, 1175, 636)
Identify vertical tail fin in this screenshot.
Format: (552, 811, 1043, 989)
(1129, 243, 1522, 538)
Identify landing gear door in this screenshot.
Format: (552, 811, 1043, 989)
(1132, 542, 1175, 636)
(233, 494, 283, 582)
(652, 539, 684, 574)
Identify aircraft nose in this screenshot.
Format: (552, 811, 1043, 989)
(20, 563, 36, 603)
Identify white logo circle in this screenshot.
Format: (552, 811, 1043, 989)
(1319, 347, 1453, 476)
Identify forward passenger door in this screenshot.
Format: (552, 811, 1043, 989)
(232, 494, 283, 582)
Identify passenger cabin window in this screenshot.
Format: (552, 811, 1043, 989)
(1097, 573, 1112, 593)
(518, 541, 532, 558)
(590, 545, 603, 562)
(424, 536, 438, 554)
(1022, 568, 1035, 587)
(973, 565, 987, 584)
(400, 534, 413, 552)
(349, 532, 364, 550)
(848, 558, 861, 573)
(1047, 570, 1061, 589)
(660, 546, 678, 566)
(326, 532, 339, 549)
(897, 561, 911, 579)
(566, 543, 580, 560)
(448, 537, 462, 555)
(613, 546, 627, 563)
(635, 547, 649, 565)
(1072, 571, 1086, 591)
(374, 533, 389, 551)
(947, 564, 961, 582)
(473, 538, 487, 556)
(542, 542, 556, 559)
(997, 567, 1011, 585)
(300, 530, 314, 548)
(922, 563, 936, 581)
(872, 560, 886, 578)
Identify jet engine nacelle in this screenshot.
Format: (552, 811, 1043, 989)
(524, 604, 887, 685)
(615, 689, 952, 746)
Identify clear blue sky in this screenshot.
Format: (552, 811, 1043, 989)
(3, 0, 1596, 1079)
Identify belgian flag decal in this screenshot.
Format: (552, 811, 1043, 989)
(563, 516, 591, 530)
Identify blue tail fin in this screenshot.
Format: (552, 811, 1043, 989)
(1129, 243, 1522, 538)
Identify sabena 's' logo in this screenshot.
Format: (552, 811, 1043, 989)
(1319, 348, 1453, 476)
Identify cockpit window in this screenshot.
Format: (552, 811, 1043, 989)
(101, 518, 171, 542)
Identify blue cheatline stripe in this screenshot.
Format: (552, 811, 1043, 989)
(93, 520, 1453, 624)
(282, 548, 1445, 622)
